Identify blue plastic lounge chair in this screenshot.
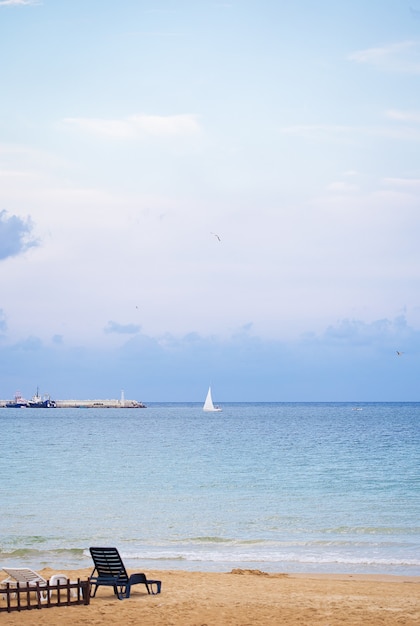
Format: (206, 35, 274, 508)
(89, 547, 161, 600)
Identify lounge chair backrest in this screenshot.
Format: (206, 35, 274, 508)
(2, 568, 46, 585)
(89, 547, 129, 583)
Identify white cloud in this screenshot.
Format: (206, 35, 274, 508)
(349, 41, 420, 73)
(326, 181, 359, 193)
(0, 169, 34, 178)
(63, 114, 201, 139)
(386, 109, 420, 123)
(382, 177, 420, 190)
(343, 170, 359, 177)
(278, 124, 351, 137)
(0, 0, 40, 5)
(278, 122, 420, 142)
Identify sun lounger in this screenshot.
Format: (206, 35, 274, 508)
(1, 568, 49, 601)
(1, 568, 47, 586)
(89, 547, 161, 600)
(1, 568, 77, 601)
(49, 574, 78, 597)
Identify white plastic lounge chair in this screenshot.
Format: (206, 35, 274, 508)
(1, 568, 49, 601)
(49, 573, 78, 597)
(1, 568, 77, 601)
(1, 567, 47, 586)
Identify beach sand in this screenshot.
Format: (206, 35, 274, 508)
(1, 567, 419, 625)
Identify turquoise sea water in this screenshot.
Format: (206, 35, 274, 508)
(0, 402, 419, 575)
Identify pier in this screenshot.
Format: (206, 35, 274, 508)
(54, 399, 146, 408)
(0, 398, 146, 408)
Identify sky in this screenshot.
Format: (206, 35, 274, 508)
(0, 0, 420, 402)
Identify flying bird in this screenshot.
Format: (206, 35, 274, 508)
(211, 232, 221, 241)
(396, 351, 404, 356)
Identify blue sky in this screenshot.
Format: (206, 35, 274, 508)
(0, 0, 419, 401)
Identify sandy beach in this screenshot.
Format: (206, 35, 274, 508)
(1, 567, 419, 625)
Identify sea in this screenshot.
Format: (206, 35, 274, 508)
(0, 402, 419, 576)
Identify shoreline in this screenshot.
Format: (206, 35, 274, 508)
(1, 567, 419, 625)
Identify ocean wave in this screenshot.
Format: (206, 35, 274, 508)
(2, 545, 419, 574)
(125, 553, 420, 568)
(0, 547, 86, 559)
(172, 537, 270, 545)
(117, 548, 420, 568)
(117, 537, 419, 550)
(322, 526, 420, 536)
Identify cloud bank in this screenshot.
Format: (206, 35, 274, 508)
(0, 316, 417, 402)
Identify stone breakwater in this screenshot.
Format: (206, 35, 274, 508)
(0, 398, 146, 408)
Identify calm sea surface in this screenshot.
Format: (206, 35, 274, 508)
(0, 402, 419, 575)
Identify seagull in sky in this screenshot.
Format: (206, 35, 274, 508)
(211, 232, 221, 241)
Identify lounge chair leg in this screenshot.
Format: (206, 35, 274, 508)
(150, 581, 162, 595)
(114, 585, 126, 600)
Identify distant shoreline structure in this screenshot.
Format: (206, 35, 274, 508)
(0, 400, 147, 410)
(1, 389, 146, 408)
(0, 398, 147, 408)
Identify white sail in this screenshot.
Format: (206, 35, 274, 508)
(203, 386, 222, 412)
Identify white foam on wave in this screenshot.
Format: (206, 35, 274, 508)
(120, 548, 420, 568)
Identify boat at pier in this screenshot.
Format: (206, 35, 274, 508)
(5, 392, 28, 408)
(27, 388, 57, 408)
(5, 388, 57, 408)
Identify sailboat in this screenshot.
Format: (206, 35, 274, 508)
(203, 386, 222, 412)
